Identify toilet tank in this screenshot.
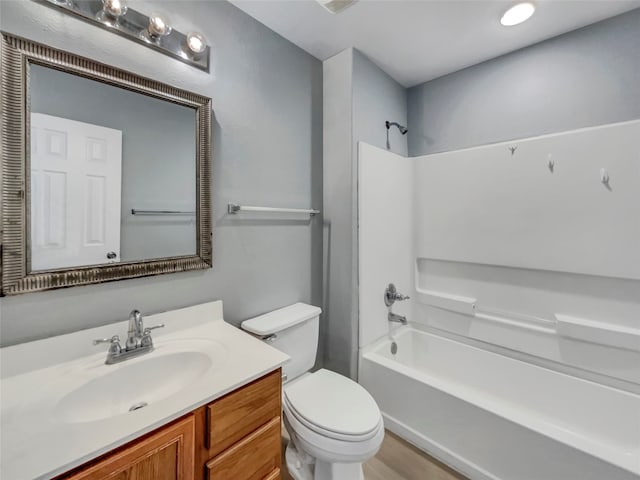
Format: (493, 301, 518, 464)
(241, 303, 321, 382)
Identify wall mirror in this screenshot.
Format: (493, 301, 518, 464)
(1, 33, 212, 295)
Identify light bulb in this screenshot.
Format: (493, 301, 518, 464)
(148, 12, 172, 37)
(102, 0, 127, 17)
(501, 2, 536, 26)
(186, 32, 207, 54)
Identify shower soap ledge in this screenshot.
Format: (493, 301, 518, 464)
(555, 314, 640, 352)
(416, 288, 477, 316)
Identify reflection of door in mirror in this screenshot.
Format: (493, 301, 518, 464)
(30, 113, 122, 271)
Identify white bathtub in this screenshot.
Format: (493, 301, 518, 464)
(359, 326, 640, 480)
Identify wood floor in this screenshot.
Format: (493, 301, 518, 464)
(282, 430, 467, 480)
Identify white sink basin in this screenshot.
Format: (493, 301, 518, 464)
(1, 301, 290, 480)
(56, 349, 214, 423)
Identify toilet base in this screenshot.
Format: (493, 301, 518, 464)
(285, 442, 364, 480)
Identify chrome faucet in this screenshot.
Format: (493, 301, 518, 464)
(388, 312, 408, 325)
(385, 283, 410, 325)
(126, 309, 144, 351)
(93, 310, 164, 364)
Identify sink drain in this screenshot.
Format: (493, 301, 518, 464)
(129, 401, 148, 412)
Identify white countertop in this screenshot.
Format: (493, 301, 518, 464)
(0, 301, 289, 480)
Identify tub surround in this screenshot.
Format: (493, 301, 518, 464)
(358, 125, 640, 387)
(0, 301, 289, 480)
(357, 121, 640, 479)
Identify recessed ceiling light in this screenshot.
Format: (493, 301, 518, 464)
(501, 2, 536, 26)
(316, 0, 357, 14)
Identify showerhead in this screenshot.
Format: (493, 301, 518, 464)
(385, 120, 408, 135)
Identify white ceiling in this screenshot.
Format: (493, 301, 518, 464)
(229, 0, 640, 87)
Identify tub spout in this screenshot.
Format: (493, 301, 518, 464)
(388, 312, 407, 325)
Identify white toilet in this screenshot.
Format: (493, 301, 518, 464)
(242, 303, 384, 480)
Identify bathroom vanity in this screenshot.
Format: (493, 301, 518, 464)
(0, 301, 288, 480)
(59, 369, 282, 480)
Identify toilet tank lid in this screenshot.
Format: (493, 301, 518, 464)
(241, 303, 322, 336)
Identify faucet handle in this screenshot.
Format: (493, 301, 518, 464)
(93, 335, 122, 354)
(143, 324, 165, 335)
(93, 335, 120, 346)
(384, 283, 410, 306)
(141, 324, 164, 348)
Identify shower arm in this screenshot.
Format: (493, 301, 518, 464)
(385, 121, 408, 134)
(385, 120, 408, 150)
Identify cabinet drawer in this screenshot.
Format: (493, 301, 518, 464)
(206, 369, 281, 456)
(206, 417, 281, 480)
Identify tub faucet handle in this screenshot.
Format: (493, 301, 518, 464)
(384, 283, 410, 307)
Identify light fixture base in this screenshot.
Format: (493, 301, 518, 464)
(39, 0, 210, 72)
(316, 0, 357, 14)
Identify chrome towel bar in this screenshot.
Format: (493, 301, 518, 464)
(227, 203, 320, 216)
(131, 209, 195, 216)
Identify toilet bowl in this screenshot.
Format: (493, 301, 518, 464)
(283, 369, 385, 479)
(241, 303, 384, 480)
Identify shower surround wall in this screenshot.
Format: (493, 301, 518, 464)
(323, 48, 407, 377)
(0, 0, 323, 346)
(357, 125, 640, 480)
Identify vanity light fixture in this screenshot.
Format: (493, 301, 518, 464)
(101, 0, 127, 18)
(40, 0, 210, 71)
(186, 32, 207, 55)
(146, 12, 172, 39)
(500, 2, 536, 26)
(96, 0, 127, 25)
(316, 0, 358, 14)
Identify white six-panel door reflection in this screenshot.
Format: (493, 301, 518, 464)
(30, 113, 122, 271)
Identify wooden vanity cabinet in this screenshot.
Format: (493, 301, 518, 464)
(199, 369, 282, 480)
(59, 369, 282, 480)
(61, 415, 195, 480)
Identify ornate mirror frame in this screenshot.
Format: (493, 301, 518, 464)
(0, 33, 213, 296)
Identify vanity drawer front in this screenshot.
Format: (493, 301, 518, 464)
(206, 417, 281, 480)
(206, 369, 281, 456)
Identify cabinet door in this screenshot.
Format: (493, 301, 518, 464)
(62, 415, 195, 480)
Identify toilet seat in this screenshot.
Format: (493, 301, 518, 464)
(283, 396, 385, 464)
(284, 369, 382, 441)
(282, 368, 384, 466)
(284, 395, 382, 443)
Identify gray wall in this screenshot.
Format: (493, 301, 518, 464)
(30, 64, 197, 261)
(353, 50, 408, 157)
(322, 49, 353, 376)
(408, 9, 640, 156)
(0, 0, 323, 346)
(322, 48, 407, 378)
